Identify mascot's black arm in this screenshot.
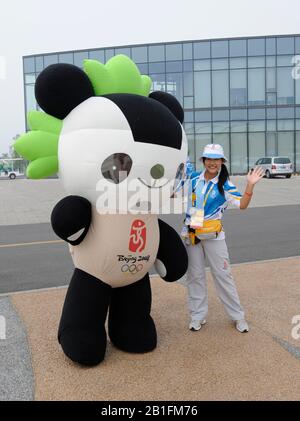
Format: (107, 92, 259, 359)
(51, 196, 92, 245)
(155, 219, 188, 282)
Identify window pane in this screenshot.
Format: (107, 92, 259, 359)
(213, 122, 229, 133)
(266, 38, 276, 55)
(248, 108, 265, 119)
(150, 74, 165, 91)
(25, 74, 35, 84)
(266, 68, 276, 92)
(194, 72, 211, 108)
(194, 60, 210, 71)
(89, 50, 105, 62)
(166, 44, 182, 61)
(277, 37, 294, 55)
(132, 47, 147, 63)
(212, 70, 229, 107)
(183, 43, 193, 60)
(248, 121, 265, 131)
(267, 92, 276, 105)
(137, 63, 148, 74)
(166, 61, 182, 72)
(212, 58, 228, 70)
(267, 120, 276, 131)
(229, 39, 246, 57)
(184, 122, 194, 133)
(277, 55, 294, 66)
(230, 109, 247, 120)
(230, 69, 247, 106)
(58, 53, 73, 64)
(149, 62, 165, 73)
(230, 57, 246, 69)
(249, 132, 265, 167)
(184, 111, 194, 122)
(187, 134, 195, 164)
(195, 122, 212, 134)
(248, 57, 265, 68)
(278, 132, 294, 162)
(213, 134, 230, 169)
(266, 132, 277, 156)
(74, 52, 88, 67)
(277, 67, 294, 104)
(231, 121, 247, 132)
(248, 38, 265, 56)
(24, 57, 35, 73)
(296, 131, 300, 171)
(277, 119, 294, 130)
(183, 72, 193, 96)
(213, 109, 229, 121)
(193, 42, 210, 59)
(166, 73, 183, 104)
(277, 107, 294, 118)
(266, 56, 276, 67)
(211, 40, 228, 57)
(296, 108, 300, 118)
(195, 135, 211, 170)
(184, 97, 194, 109)
(26, 85, 36, 111)
(231, 133, 248, 173)
(35, 56, 44, 72)
(248, 68, 265, 105)
(183, 60, 193, 71)
(296, 37, 300, 54)
(296, 120, 300, 130)
(296, 76, 300, 104)
(195, 110, 211, 122)
(266, 108, 276, 119)
(105, 49, 115, 61)
(115, 48, 131, 56)
(44, 54, 58, 67)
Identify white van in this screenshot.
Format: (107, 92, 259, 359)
(254, 157, 293, 179)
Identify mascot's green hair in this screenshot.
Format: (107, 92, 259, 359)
(14, 55, 152, 179)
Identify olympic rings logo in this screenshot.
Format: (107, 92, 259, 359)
(121, 264, 143, 274)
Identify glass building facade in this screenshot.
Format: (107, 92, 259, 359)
(23, 35, 300, 173)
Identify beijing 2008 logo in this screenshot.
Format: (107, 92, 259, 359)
(129, 220, 146, 252)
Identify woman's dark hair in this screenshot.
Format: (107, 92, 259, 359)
(202, 158, 229, 196)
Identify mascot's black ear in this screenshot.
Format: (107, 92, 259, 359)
(35, 63, 95, 119)
(149, 91, 184, 124)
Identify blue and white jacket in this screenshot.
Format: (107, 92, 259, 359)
(184, 170, 242, 240)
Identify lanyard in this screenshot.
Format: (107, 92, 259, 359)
(192, 179, 214, 209)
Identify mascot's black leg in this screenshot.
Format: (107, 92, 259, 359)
(108, 274, 157, 353)
(58, 268, 111, 366)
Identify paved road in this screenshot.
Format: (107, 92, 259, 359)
(0, 204, 299, 294)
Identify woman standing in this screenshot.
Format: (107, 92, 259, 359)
(183, 144, 264, 332)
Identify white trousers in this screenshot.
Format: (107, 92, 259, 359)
(186, 239, 245, 321)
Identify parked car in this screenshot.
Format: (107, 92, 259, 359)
(254, 157, 293, 179)
(0, 170, 23, 180)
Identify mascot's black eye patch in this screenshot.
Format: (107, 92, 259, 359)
(103, 94, 182, 150)
(101, 153, 133, 183)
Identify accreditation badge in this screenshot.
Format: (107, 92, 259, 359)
(189, 208, 204, 228)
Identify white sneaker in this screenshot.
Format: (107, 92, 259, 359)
(235, 319, 249, 333)
(189, 319, 207, 331)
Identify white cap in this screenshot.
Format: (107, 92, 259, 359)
(200, 144, 227, 162)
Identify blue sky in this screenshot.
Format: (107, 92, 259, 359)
(0, 0, 299, 153)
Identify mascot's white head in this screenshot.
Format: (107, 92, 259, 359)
(14, 55, 187, 213)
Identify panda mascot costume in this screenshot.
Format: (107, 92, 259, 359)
(15, 55, 188, 366)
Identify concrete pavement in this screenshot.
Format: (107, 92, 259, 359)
(3, 257, 300, 401)
(0, 175, 299, 226)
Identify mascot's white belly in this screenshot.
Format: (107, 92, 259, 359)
(69, 207, 159, 288)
